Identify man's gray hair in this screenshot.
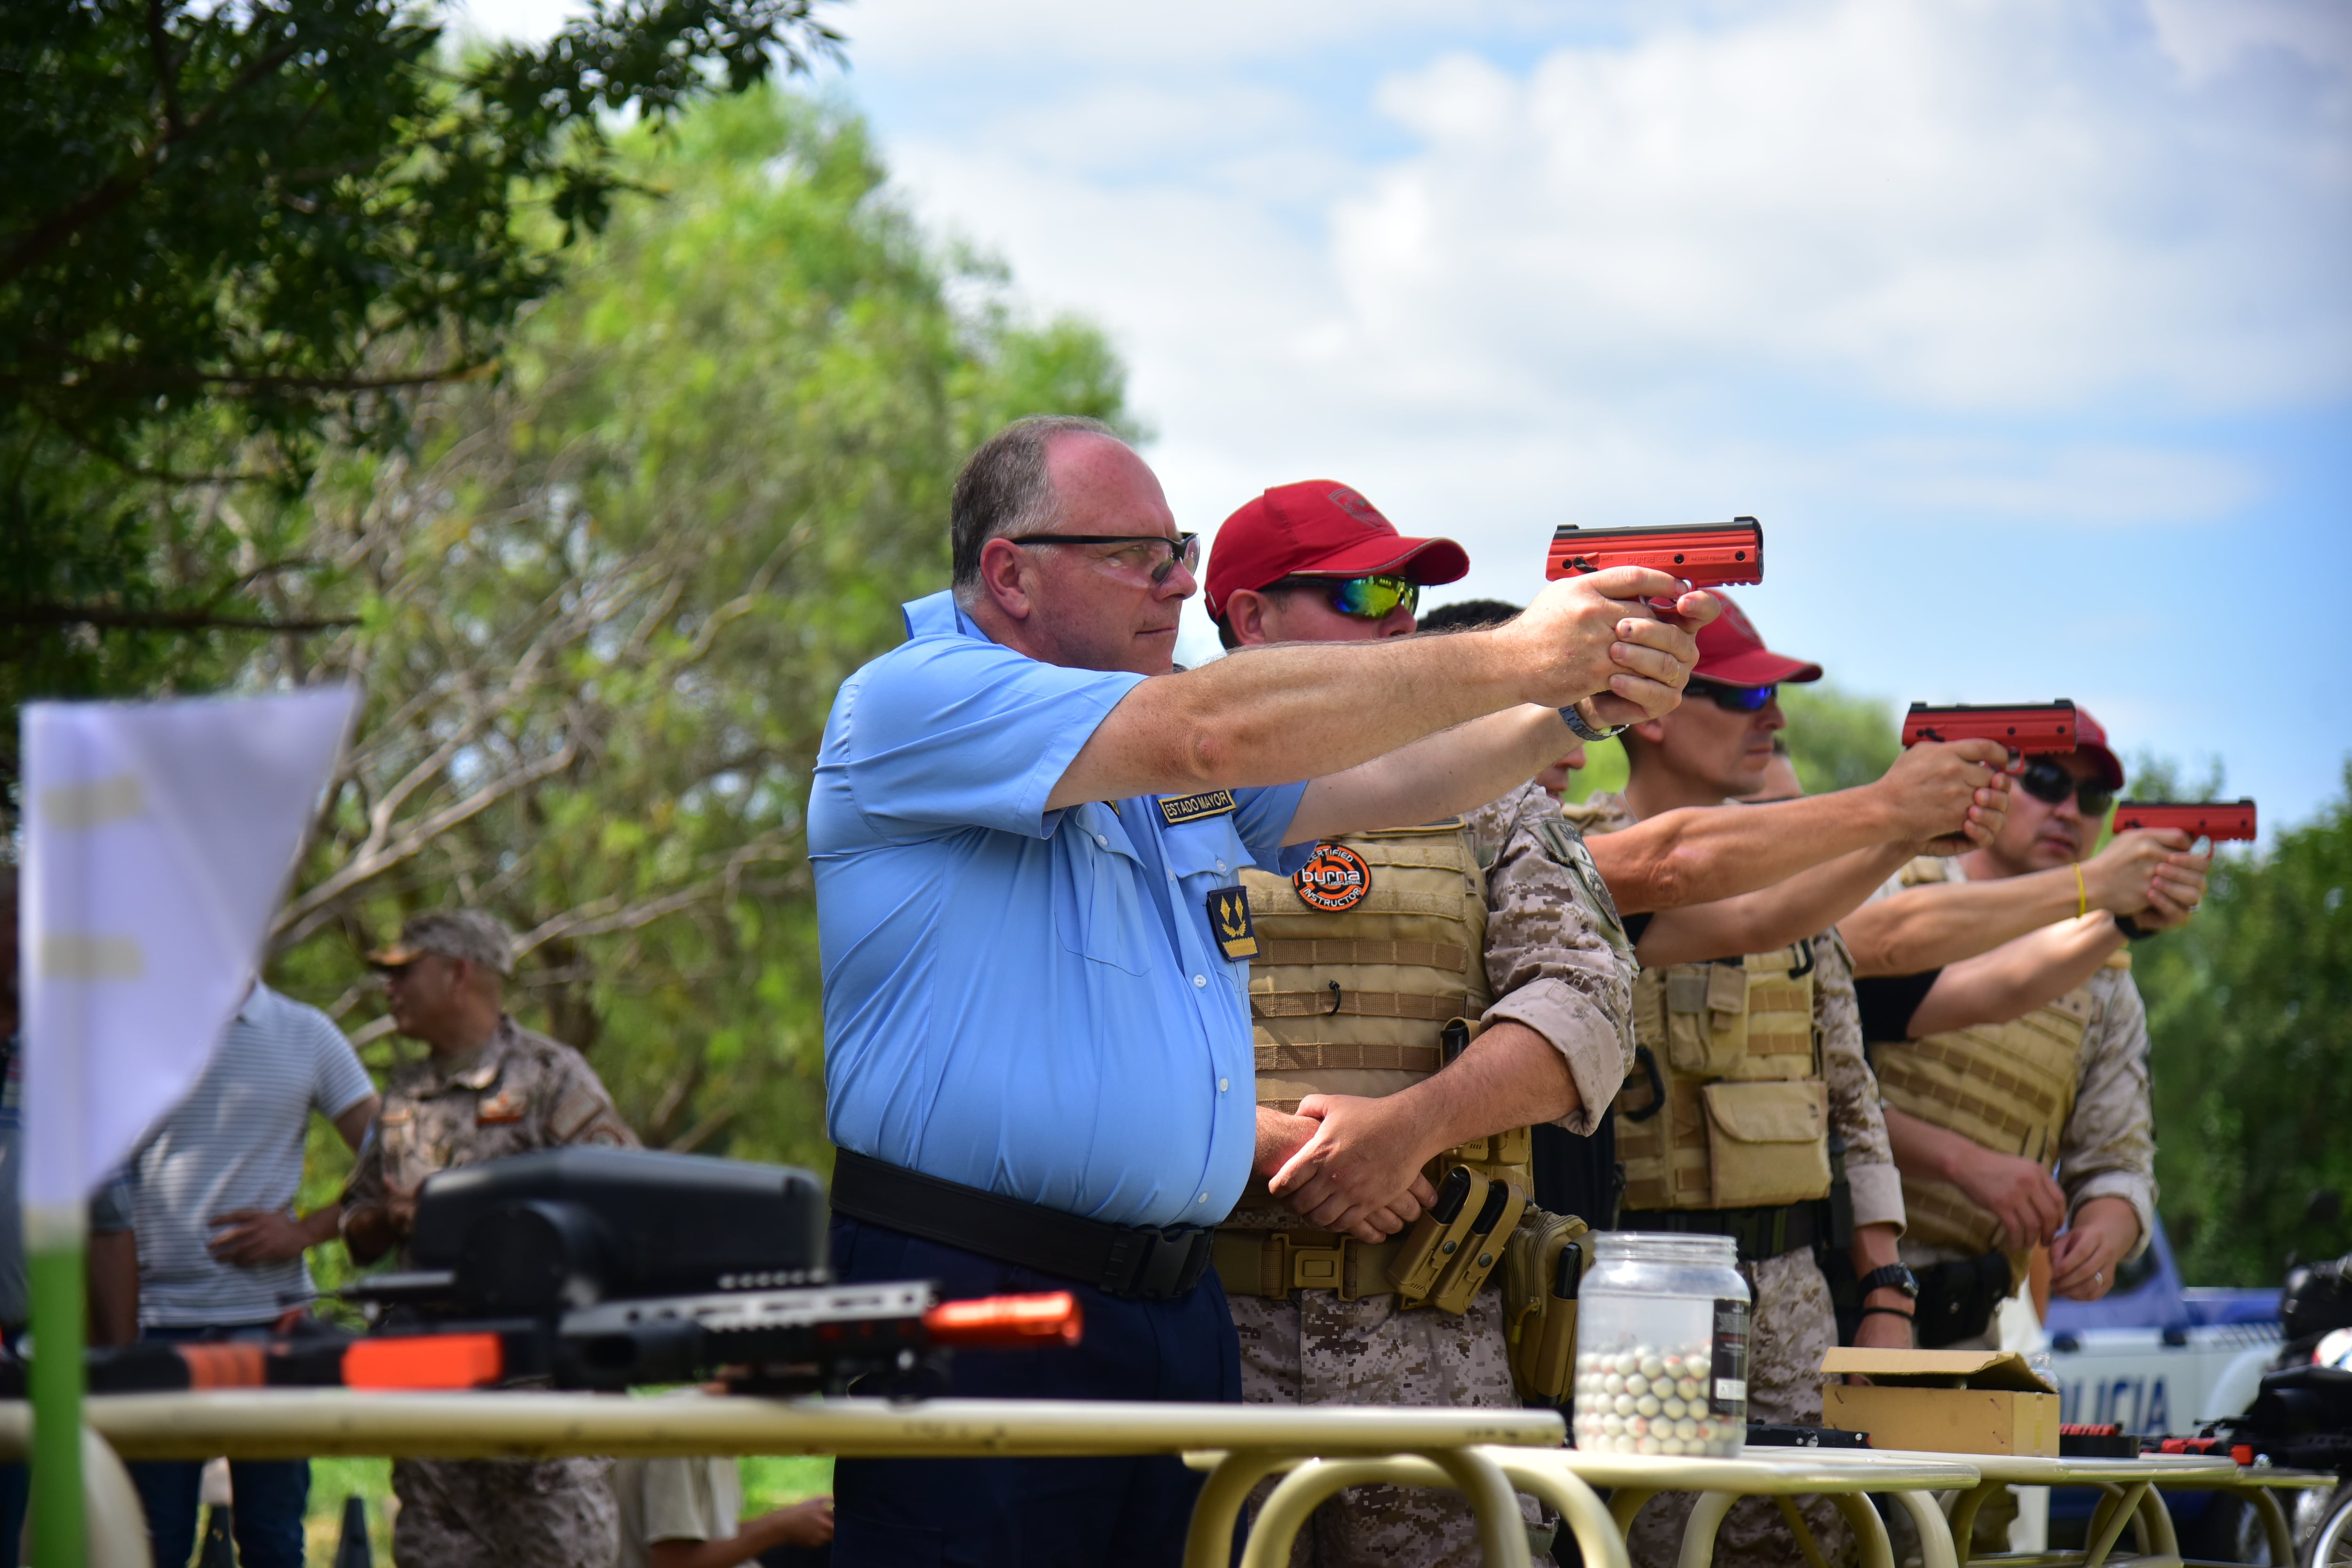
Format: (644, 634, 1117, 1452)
(950, 415, 1120, 595)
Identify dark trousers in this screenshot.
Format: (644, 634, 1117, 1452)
(127, 1324, 310, 1568)
(828, 1214, 1241, 1568)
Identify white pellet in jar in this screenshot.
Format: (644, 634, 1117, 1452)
(1567, 1232, 1750, 1457)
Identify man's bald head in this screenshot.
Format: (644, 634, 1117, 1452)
(950, 415, 1124, 597)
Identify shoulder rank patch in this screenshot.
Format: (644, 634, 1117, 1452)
(1158, 788, 1238, 826)
(476, 1087, 527, 1126)
(1206, 885, 1259, 960)
(1293, 843, 1372, 912)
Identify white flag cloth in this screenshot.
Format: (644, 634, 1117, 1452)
(20, 688, 357, 1210)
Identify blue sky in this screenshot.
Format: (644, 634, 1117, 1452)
(461, 0, 2352, 835)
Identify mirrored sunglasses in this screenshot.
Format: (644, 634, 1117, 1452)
(1688, 678, 1777, 713)
(1274, 574, 1420, 619)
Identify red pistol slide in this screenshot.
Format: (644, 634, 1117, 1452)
(1900, 701, 2078, 756)
(2110, 800, 2257, 842)
(1545, 518, 1764, 588)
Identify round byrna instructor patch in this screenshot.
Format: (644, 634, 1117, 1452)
(1293, 844, 1372, 912)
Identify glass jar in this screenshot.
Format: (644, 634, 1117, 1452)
(1570, 1232, 1750, 1457)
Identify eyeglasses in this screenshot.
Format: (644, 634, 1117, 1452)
(1003, 532, 1200, 585)
(1687, 678, 1777, 713)
(1270, 574, 1421, 620)
(2017, 757, 2115, 820)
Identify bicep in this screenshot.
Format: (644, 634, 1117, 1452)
(1045, 678, 1206, 813)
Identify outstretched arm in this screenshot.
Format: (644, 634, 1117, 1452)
(1905, 915, 2126, 1036)
(1635, 842, 1917, 967)
(1590, 739, 2010, 915)
(1047, 571, 1711, 812)
(1842, 829, 2206, 976)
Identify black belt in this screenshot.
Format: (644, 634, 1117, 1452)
(830, 1148, 1216, 1302)
(1620, 1201, 1827, 1265)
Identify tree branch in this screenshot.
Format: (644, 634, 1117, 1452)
(0, 603, 357, 634)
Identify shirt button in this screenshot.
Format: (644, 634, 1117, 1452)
(1192, 974, 1207, 988)
(1215, 859, 1228, 875)
(1094, 834, 1109, 848)
(1199, 1193, 1210, 1203)
(1168, 868, 1178, 881)
(1218, 1077, 1230, 1092)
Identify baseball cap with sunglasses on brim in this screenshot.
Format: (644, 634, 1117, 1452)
(1202, 480, 1469, 621)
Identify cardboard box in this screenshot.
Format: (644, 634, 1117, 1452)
(1819, 1348, 2061, 1457)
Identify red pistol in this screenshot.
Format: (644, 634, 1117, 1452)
(2109, 800, 2257, 842)
(1545, 518, 1764, 587)
(1900, 701, 2078, 756)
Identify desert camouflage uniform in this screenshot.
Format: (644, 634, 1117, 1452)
(1578, 792, 1905, 1568)
(1232, 782, 1635, 1567)
(344, 1016, 637, 1568)
(1869, 857, 2159, 1286)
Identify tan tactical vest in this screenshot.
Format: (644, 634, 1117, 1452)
(1612, 944, 1831, 1212)
(1874, 857, 2120, 1270)
(1239, 821, 1530, 1186)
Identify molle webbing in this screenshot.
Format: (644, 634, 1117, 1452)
(1254, 1043, 1445, 1074)
(1880, 986, 2092, 1255)
(1241, 822, 1491, 1108)
(1616, 943, 1832, 1213)
(1255, 939, 1469, 973)
(1252, 990, 1459, 1024)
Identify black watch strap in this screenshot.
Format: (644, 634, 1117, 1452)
(2114, 913, 2158, 941)
(1858, 1263, 1920, 1300)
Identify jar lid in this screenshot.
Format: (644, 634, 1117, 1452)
(1594, 1230, 1740, 1266)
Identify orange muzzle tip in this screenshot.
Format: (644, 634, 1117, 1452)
(922, 1291, 1084, 1349)
(342, 1333, 506, 1390)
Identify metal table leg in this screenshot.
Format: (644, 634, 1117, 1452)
(1774, 1496, 1835, 1568)
(1676, 1492, 1739, 1568)
(1184, 1448, 1288, 1568)
(1831, 1489, 1897, 1568)
(1485, 1454, 1628, 1568)
(1612, 1486, 1658, 1540)
(2249, 1485, 2297, 1566)
(1889, 1487, 1961, 1568)
(2080, 1480, 2151, 1568)
(1948, 1480, 2002, 1566)
(1238, 1451, 1533, 1568)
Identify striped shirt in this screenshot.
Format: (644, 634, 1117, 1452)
(127, 984, 375, 1327)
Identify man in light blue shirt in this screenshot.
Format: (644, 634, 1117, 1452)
(811, 415, 1713, 1567)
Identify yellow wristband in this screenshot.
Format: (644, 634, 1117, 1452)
(2074, 862, 2088, 919)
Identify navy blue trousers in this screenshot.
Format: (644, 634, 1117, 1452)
(829, 1215, 1241, 1568)
(126, 1323, 310, 1568)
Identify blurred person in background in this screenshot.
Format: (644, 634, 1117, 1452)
(121, 955, 378, 1568)
(612, 1452, 834, 1568)
(0, 866, 138, 1568)
(342, 908, 637, 1568)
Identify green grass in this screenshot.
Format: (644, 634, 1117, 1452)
(296, 1454, 833, 1564)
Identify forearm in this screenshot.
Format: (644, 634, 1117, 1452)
(648, 1531, 775, 1568)
(1881, 1102, 1983, 1185)
(1908, 916, 2125, 1035)
(1843, 869, 2086, 976)
(87, 1230, 139, 1348)
(298, 1203, 344, 1250)
(1637, 844, 1914, 967)
(1053, 631, 1531, 811)
(1592, 789, 1904, 915)
(1385, 1022, 1580, 1159)
(1290, 706, 1568, 844)
(340, 1204, 402, 1267)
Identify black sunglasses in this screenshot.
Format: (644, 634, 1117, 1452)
(1687, 678, 1777, 714)
(2017, 758, 2115, 819)
(1003, 532, 1201, 585)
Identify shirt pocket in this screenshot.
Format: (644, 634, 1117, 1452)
(1053, 804, 1155, 976)
(1162, 815, 1255, 998)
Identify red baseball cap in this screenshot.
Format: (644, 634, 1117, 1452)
(1204, 481, 1469, 619)
(1692, 591, 1823, 686)
(2071, 707, 2126, 790)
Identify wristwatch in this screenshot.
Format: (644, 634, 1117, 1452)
(1560, 704, 1626, 744)
(2114, 913, 2159, 941)
(1857, 1263, 1921, 1301)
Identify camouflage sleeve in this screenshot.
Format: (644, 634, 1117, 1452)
(2057, 966, 2158, 1261)
(1815, 932, 1905, 1233)
(543, 1049, 641, 1149)
(1479, 787, 1637, 1137)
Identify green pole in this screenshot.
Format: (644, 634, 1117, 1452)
(27, 1203, 84, 1568)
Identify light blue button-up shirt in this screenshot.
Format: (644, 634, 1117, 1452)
(810, 592, 1311, 1229)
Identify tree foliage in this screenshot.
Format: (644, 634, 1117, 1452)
(268, 90, 1132, 1196)
(2138, 766, 2352, 1283)
(0, 0, 840, 783)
